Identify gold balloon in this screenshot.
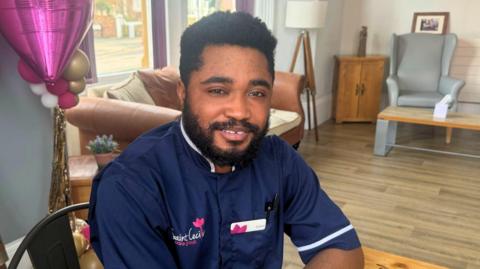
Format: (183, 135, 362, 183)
(79, 249, 104, 269)
(69, 78, 86, 94)
(63, 50, 90, 81)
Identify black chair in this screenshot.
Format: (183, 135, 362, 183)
(8, 202, 89, 269)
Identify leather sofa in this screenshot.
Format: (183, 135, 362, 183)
(66, 70, 305, 154)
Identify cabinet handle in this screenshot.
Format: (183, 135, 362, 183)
(355, 84, 359, 95)
(360, 83, 365, 95)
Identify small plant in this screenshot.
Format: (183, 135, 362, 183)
(86, 134, 119, 154)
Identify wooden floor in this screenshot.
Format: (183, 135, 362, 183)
(282, 121, 480, 269)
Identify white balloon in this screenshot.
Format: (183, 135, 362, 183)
(41, 92, 58, 108)
(29, 83, 47, 96)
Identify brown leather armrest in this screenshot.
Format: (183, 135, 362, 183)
(272, 71, 305, 144)
(66, 97, 181, 153)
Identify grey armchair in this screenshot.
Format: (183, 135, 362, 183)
(387, 33, 465, 111)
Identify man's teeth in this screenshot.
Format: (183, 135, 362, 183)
(223, 129, 245, 134)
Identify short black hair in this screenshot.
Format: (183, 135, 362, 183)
(179, 11, 277, 88)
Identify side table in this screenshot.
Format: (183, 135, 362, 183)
(69, 155, 98, 219)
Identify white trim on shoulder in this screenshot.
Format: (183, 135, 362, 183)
(180, 118, 216, 173)
(297, 224, 354, 252)
(180, 118, 236, 173)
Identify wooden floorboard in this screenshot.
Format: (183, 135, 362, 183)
(282, 121, 480, 269)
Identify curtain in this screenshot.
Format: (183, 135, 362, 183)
(254, 0, 275, 31)
(151, 0, 168, 69)
(236, 0, 255, 14)
(79, 27, 98, 84)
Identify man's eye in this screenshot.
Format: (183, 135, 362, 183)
(208, 88, 227, 95)
(248, 90, 266, 97)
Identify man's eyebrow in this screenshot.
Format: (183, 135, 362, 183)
(250, 79, 272, 89)
(200, 76, 233, 84)
(200, 76, 272, 89)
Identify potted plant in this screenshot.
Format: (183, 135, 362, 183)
(86, 134, 119, 169)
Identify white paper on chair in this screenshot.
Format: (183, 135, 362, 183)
(433, 95, 452, 119)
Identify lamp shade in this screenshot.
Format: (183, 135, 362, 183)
(285, 0, 328, 29)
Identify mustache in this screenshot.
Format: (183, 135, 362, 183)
(208, 118, 260, 133)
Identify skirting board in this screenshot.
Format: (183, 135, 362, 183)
(5, 237, 33, 269)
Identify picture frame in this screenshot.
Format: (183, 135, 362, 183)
(411, 12, 449, 34)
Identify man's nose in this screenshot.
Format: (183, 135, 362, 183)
(225, 94, 251, 120)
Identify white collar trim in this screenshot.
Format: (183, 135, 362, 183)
(180, 118, 235, 173)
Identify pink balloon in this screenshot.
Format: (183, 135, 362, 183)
(0, 0, 93, 83)
(58, 92, 79, 109)
(17, 60, 42, 83)
(46, 79, 69, 96)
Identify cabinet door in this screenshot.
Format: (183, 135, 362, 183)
(336, 61, 361, 122)
(357, 60, 384, 120)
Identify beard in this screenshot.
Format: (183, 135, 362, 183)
(182, 96, 269, 168)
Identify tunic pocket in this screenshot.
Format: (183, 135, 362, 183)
(229, 210, 277, 268)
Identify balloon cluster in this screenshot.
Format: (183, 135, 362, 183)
(18, 49, 90, 109)
(72, 219, 103, 269)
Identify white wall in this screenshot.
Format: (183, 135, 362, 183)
(271, 0, 346, 126)
(339, 0, 480, 114)
(340, 0, 480, 55)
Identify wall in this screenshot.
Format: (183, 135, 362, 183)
(339, 0, 480, 113)
(272, 0, 346, 125)
(0, 36, 52, 242)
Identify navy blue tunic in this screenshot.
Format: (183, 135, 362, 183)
(89, 120, 360, 268)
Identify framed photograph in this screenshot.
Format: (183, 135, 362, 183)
(411, 12, 449, 34)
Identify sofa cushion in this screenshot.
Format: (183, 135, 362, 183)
(397, 90, 444, 107)
(267, 109, 302, 136)
(86, 84, 110, 98)
(104, 72, 156, 105)
(137, 66, 182, 110)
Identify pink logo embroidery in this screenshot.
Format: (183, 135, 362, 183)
(192, 218, 205, 237)
(171, 217, 206, 247)
(231, 224, 247, 234)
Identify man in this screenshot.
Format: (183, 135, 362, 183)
(89, 11, 363, 268)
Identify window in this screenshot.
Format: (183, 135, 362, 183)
(92, 0, 152, 76)
(187, 0, 236, 25)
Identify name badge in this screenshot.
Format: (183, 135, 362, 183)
(230, 218, 266, 234)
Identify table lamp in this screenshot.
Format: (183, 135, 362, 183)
(286, 0, 328, 142)
(0, 234, 8, 269)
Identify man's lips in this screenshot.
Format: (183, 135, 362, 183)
(218, 128, 249, 142)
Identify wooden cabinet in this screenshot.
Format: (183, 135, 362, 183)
(333, 56, 386, 123)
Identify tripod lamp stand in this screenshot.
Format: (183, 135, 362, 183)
(285, 0, 328, 142)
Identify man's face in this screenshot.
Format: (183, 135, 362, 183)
(178, 45, 272, 168)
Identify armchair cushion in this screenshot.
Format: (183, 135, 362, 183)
(137, 66, 182, 110)
(396, 34, 445, 93)
(267, 109, 301, 136)
(104, 72, 156, 105)
(397, 90, 443, 107)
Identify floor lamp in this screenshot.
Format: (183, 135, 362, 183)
(286, 0, 328, 142)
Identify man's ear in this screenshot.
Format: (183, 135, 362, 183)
(177, 80, 186, 109)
